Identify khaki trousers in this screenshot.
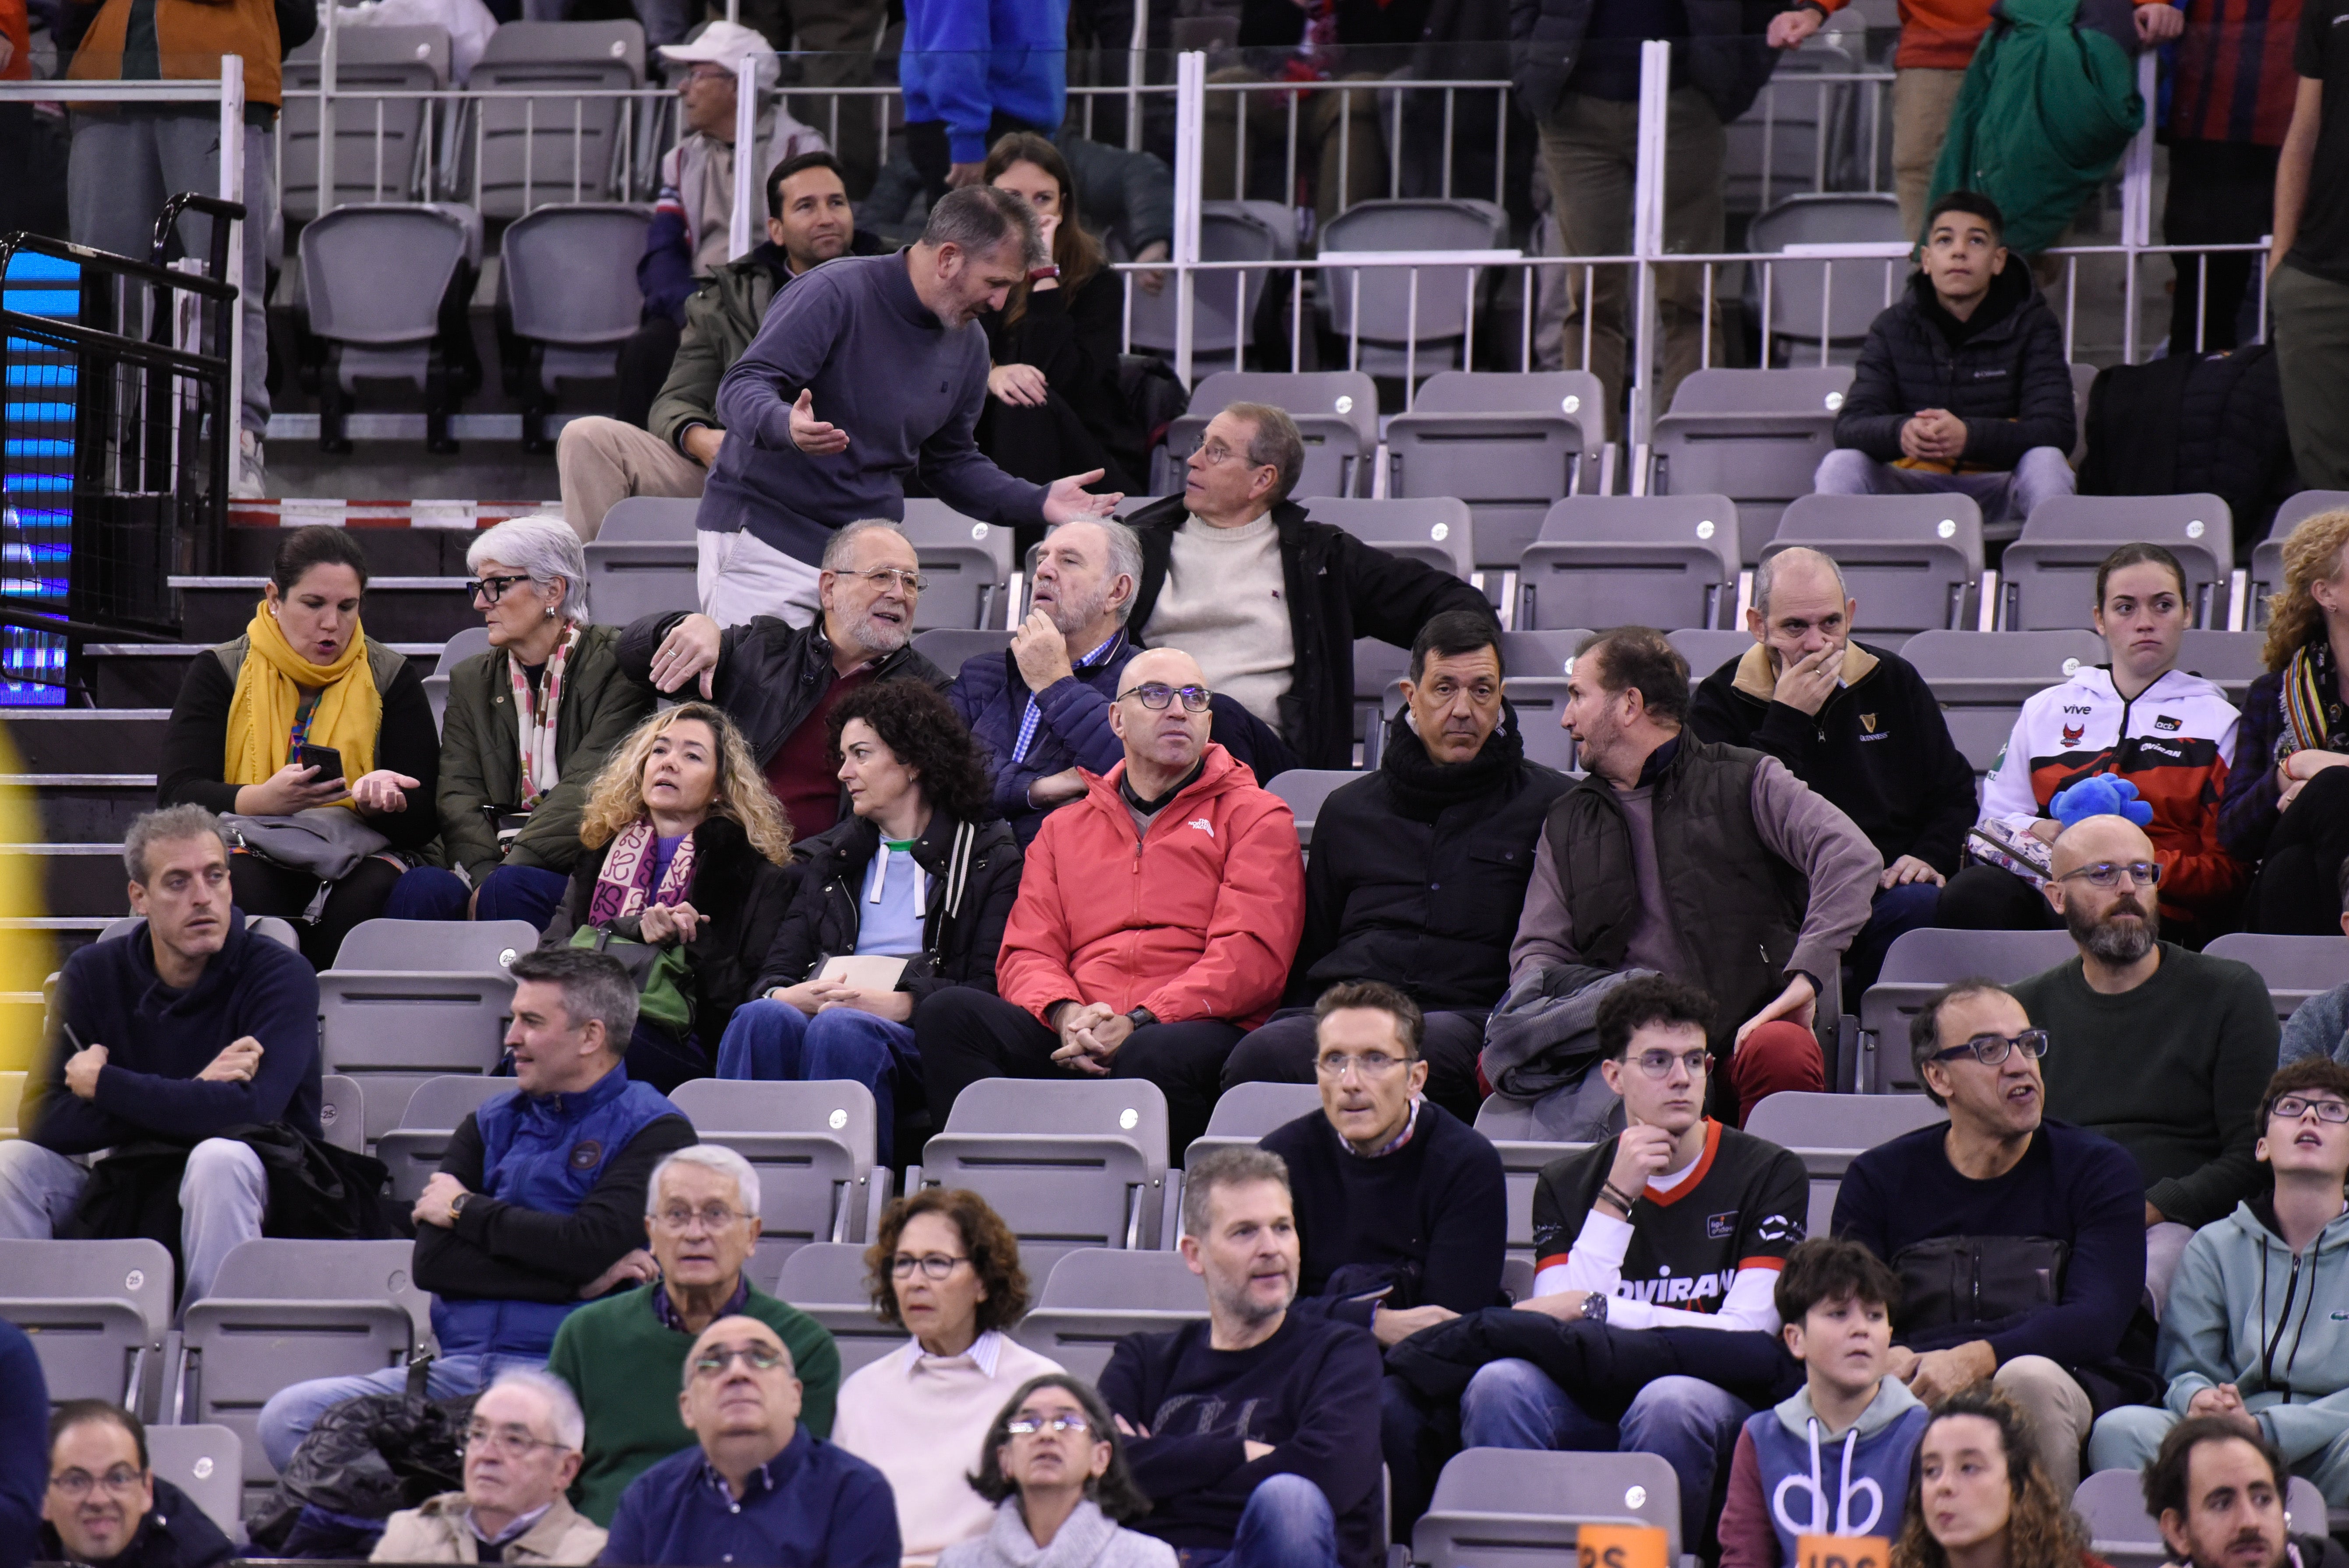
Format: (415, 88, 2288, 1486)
(1893, 67, 1967, 244)
(1994, 1354, 2096, 1499)
(555, 416, 708, 542)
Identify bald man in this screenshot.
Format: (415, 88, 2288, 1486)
(916, 646, 1307, 1151)
(1691, 546, 1979, 989)
(2010, 814, 2279, 1308)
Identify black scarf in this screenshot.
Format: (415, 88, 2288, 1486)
(1121, 757, 1206, 816)
(1378, 704, 1528, 820)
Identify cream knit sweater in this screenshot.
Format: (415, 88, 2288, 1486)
(1141, 512, 1295, 734)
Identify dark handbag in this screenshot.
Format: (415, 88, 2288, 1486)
(246, 1357, 476, 1553)
(1893, 1233, 2070, 1336)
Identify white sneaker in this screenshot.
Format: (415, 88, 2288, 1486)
(233, 430, 266, 499)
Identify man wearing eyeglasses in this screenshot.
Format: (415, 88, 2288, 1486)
(2087, 1059, 2349, 1503)
(2012, 813, 2279, 1309)
(917, 645, 1307, 1153)
(602, 1316, 897, 1567)
(1835, 979, 2154, 1496)
(374, 1370, 608, 1563)
(620, 519, 954, 839)
(37, 1402, 230, 1568)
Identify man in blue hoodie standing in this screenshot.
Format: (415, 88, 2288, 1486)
(900, 0, 1067, 198)
(255, 947, 697, 1472)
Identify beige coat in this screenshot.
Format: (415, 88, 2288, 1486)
(371, 1493, 607, 1564)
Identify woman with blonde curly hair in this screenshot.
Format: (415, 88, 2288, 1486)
(542, 702, 795, 1091)
(2219, 507, 2349, 932)
(1893, 1390, 2107, 1568)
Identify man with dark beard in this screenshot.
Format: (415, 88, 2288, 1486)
(2144, 1418, 2349, 1568)
(2012, 813, 2278, 1312)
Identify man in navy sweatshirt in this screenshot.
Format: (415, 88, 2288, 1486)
(0, 805, 319, 1306)
(1833, 978, 2154, 1498)
(699, 183, 1120, 628)
(1099, 1144, 1384, 1568)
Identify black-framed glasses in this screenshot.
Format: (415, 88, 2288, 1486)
(48, 1467, 144, 1500)
(847, 567, 927, 594)
(2272, 1095, 2349, 1124)
(2052, 860, 2163, 890)
(891, 1251, 970, 1280)
(468, 573, 531, 606)
(1631, 1047, 1711, 1080)
(1006, 1411, 1092, 1437)
(692, 1343, 788, 1377)
(1117, 682, 1210, 712)
(461, 1423, 567, 1459)
(1930, 1029, 2052, 1067)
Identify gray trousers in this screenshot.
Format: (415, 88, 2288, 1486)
(0, 1137, 268, 1309)
(67, 109, 274, 438)
(2274, 261, 2349, 491)
(1814, 445, 2077, 525)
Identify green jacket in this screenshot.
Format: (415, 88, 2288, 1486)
(2158, 1197, 2349, 1466)
(435, 622, 652, 885)
(1927, 0, 2142, 254)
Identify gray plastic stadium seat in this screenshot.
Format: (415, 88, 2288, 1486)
(1650, 368, 1853, 565)
(374, 1072, 516, 1200)
(899, 499, 1015, 631)
(1743, 193, 1908, 353)
(99, 913, 300, 951)
(1180, 1081, 1326, 1182)
(915, 1079, 1168, 1278)
(280, 26, 449, 220)
(146, 1424, 245, 1544)
(1746, 1091, 1946, 1239)
(2000, 494, 2233, 630)
(318, 919, 538, 1141)
(1298, 497, 1473, 579)
(501, 203, 652, 445)
(2204, 933, 2349, 1028)
(1859, 928, 2080, 1091)
(318, 1073, 366, 1155)
(1499, 678, 1582, 775)
(1384, 371, 1610, 575)
(1472, 1102, 1596, 1264)
(1268, 769, 1358, 851)
(911, 629, 1014, 677)
(1501, 629, 1590, 678)
(176, 1239, 427, 1482)
(298, 203, 475, 441)
(1904, 629, 2106, 773)
(1667, 629, 1758, 685)
(467, 21, 645, 219)
(1129, 205, 1282, 361)
(1318, 199, 1510, 377)
(2250, 491, 2349, 617)
(1727, 39, 1860, 212)
(1415, 1448, 1686, 1568)
(1765, 493, 1986, 636)
(668, 1077, 884, 1275)
(422, 625, 493, 732)
(584, 496, 700, 629)
(1518, 496, 1741, 632)
(770, 1241, 903, 1376)
(2177, 629, 2267, 702)
(1162, 372, 1378, 499)
(1012, 1247, 1211, 1381)
(0, 1238, 173, 1416)
(2075, 1469, 2329, 1568)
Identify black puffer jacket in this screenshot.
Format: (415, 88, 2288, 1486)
(1835, 261, 2077, 471)
(1507, 0, 1782, 125)
(37, 1480, 234, 1568)
(752, 810, 1023, 1002)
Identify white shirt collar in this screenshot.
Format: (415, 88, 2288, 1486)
(903, 1328, 1002, 1378)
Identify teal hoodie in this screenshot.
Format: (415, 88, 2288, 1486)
(2159, 1196, 2349, 1465)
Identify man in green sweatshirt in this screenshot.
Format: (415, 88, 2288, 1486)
(2013, 813, 2277, 1313)
(546, 1144, 840, 1524)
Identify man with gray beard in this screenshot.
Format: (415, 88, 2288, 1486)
(2011, 812, 2278, 1310)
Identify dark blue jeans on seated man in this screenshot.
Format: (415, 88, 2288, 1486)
(1174, 1473, 1339, 1568)
(715, 996, 922, 1164)
(1461, 1359, 1749, 1550)
(1850, 879, 1943, 994)
(384, 863, 570, 929)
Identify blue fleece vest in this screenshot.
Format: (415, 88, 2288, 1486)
(1746, 1401, 1932, 1568)
(430, 1067, 682, 1359)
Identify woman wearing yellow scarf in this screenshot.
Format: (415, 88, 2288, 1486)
(158, 526, 443, 966)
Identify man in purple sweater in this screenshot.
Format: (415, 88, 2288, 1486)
(0, 805, 320, 1306)
(699, 184, 1120, 628)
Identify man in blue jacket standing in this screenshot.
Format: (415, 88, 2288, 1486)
(0, 805, 318, 1307)
(255, 947, 697, 1471)
(900, 0, 1067, 198)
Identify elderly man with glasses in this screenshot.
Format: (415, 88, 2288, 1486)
(374, 1371, 608, 1563)
(601, 1315, 897, 1568)
(1836, 977, 2156, 1497)
(548, 1145, 841, 1525)
(917, 645, 1307, 1153)
(2010, 813, 2280, 1311)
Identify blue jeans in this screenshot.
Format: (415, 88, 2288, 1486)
(716, 997, 922, 1164)
(1812, 445, 2076, 526)
(1849, 879, 1943, 994)
(384, 864, 569, 929)
(1175, 1473, 1339, 1568)
(257, 1351, 544, 1473)
(1461, 1359, 1751, 1549)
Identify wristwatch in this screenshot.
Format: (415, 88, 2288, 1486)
(1125, 1007, 1158, 1031)
(448, 1192, 472, 1222)
(1580, 1292, 1609, 1325)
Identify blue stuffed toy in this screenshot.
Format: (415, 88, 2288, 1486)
(2049, 773, 2155, 829)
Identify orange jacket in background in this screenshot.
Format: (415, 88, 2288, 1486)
(1, 0, 30, 80)
(66, 0, 281, 109)
(1811, 0, 2168, 71)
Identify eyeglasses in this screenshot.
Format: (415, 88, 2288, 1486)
(2272, 1095, 2349, 1124)
(1929, 1029, 2052, 1067)
(2051, 860, 2164, 890)
(1116, 682, 1211, 712)
(1006, 1411, 1092, 1437)
(692, 1343, 788, 1377)
(891, 1251, 970, 1280)
(49, 1467, 144, 1500)
(1629, 1047, 1712, 1080)
(653, 1204, 747, 1232)
(1316, 1050, 1411, 1079)
(1194, 441, 1267, 469)
(468, 574, 531, 606)
(682, 63, 734, 83)
(461, 1423, 567, 1459)
(844, 567, 927, 594)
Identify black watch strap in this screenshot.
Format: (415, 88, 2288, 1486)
(1126, 1007, 1158, 1031)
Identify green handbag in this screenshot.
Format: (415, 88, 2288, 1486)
(568, 923, 697, 1035)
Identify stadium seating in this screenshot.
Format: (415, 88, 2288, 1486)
(1858, 928, 2080, 1091)
(2075, 1469, 2330, 1568)
(1742, 193, 1908, 359)
(1383, 371, 1610, 576)
(1414, 1448, 1688, 1568)
(298, 203, 478, 452)
(1999, 494, 2233, 631)
(499, 203, 651, 450)
(0, 1237, 174, 1416)
(2176, 628, 2267, 703)
(900, 498, 1015, 632)
(1647, 367, 1852, 566)
(1903, 629, 2105, 773)
(1127, 203, 1284, 364)
(1473, 1097, 1595, 1266)
(1268, 768, 1359, 851)
(1516, 496, 1742, 633)
(1494, 675, 1582, 775)
(280, 25, 450, 221)
(2203, 932, 2349, 1028)
(668, 1077, 886, 1273)
(1726, 35, 1862, 213)
(318, 918, 538, 1142)
(1012, 1247, 1210, 1382)
(1764, 492, 1985, 637)
(1745, 1090, 1946, 1237)
(1182, 1081, 1324, 1170)
(770, 1240, 903, 1377)
(1160, 371, 1380, 498)
(421, 625, 493, 731)
(910, 628, 1014, 676)
(466, 20, 645, 219)
(319, 1072, 367, 1155)
(583, 494, 699, 629)
(2248, 490, 2349, 621)
(1300, 496, 1476, 581)
(147, 1423, 245, 1543)
(373, 1072, 514, 1200)
(1667, 628, 1756, 685)
(1317, 198, 1511, 378)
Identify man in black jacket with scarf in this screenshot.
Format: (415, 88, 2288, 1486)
(1124, 402, 1495, 772)
(1222, 611, 1568, 1119)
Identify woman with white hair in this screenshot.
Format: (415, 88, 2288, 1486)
(386, 516, 653, 927)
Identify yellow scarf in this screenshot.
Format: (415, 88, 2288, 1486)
(223, 600, 381, 806)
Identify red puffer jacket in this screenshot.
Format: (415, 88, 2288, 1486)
(999, 744, 1305, 1028)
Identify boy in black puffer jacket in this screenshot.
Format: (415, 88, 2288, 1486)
(1816, 189, 2078, 523)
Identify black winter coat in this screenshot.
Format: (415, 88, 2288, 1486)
(1507, 0, 1783, 125)
(752, 811, 1023, 1003)
(1385, 1308, 1802, 1427)
(1125, 496, 1496, 771)
(1835, 262, 2077, 471)
(1290, 706, 1568, 1009)
(38, 1480, 235, 1568)
(543, 814, 795, 1050)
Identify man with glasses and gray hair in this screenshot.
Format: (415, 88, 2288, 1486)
(2011, 812, 2279, 1309)
(917, 645, 1307, 1153)
(1836, 976, 2153, 1496)
(549, 1144, 841, 1523)
(373, 1370, 608, 1563)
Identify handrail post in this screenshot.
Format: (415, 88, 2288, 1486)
(219, 50, 246, 496)
(729, 53, 759, 260)
(317, 1, 336, 215)
(2119, 48, 2156, 363)
(1173, 49, 1204, 388)
(1629, 38, 1670, 451)
(1127, 0, 1149, 152)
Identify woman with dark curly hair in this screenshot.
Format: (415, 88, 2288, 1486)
(715, 680, 1024, 1160)
(1893, 1389, 2109, 1568)
(941, 1373, 1173, 1568)
(834, 1189, 1063, 1567)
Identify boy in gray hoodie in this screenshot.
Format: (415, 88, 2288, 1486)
(2087, 1059, 2349, 1503)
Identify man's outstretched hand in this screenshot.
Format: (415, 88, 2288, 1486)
(1043, 470, 1123, 525)
(789, 389, 849, 455)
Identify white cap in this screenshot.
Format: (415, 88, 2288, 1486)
(657, 21, 777, 90)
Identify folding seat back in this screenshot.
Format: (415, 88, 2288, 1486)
(1496, 678, 1581, 774)
(299, 204, 470, 400)
(1742, 192, 1907, 350)
(1181, 1081, 1326, 1169)
(1765, 493, 1986, 636)
(1517, 496, 1741, 632)
(1128, 205, 1282, 360)
(2249, 491, 2349, 617)
(1385, 371, 1608, 573)
(1163, 372, 1378, 499)
(1726, 41, 1860, 211)
(0, 1237, 173, 1416)
(1746, 1091, 1946, 1236)
(1268, 768, 1359, 851)
(146, 1424, 245, 1543)
(280, 25, 449, 220)
(500, 203, 651, 426)
(1500, 629, 1588, 679)
(915, 1079, 1169, 1279)
(1318, 200, 1511, 376)
(99, 913, 300, 951)
(1859, 928, 2080, 1090)
(422, 625, 493, 732)
(1414, 1447, 1685, 1567)
(319, 1072, 366, 1154)
(669, 1078, 883, 1274)
(1668, 628, 1760, 687)
(1466, 1112, 1595, 1263)
(584, 496, 700, 629)
(1012, 1247, 1211, 1381)
(1649, 368, 1853, 565)
(2000, 494, 2233, 630)
(374, 1072, 517, 1200)
(899, 499, 1015, 631)
(1298, 496, 1473, 579)
(318, 918, 538, 1141)
(911, 629, 1014, 679)
(2204, 933, 2349, 1027)
(771, 1241, 904, 1377)
(468, 20, 645, 218)
(2178, 629, 2267, 703)
(1904, 629, 2105, 707)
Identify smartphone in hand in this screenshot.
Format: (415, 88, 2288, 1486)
(296, 743, 345, 784)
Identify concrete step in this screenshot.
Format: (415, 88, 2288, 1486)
(81, 642, 446, 709)
(4, 774, 155, 843)
(0, 919, 114, 990)
(3, 711, 172, 773)
(14, 844, 134, 920)
(172, 576, 482, 645)
(219, 521, 488, 578)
